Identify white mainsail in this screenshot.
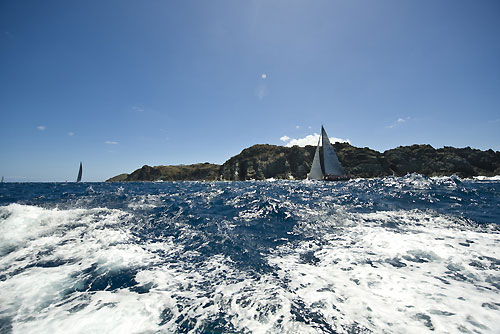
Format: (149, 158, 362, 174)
(307, 126, 346, 180)
(321, 127, 346, 177)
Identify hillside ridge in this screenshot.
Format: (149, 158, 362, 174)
(106, 144, 500, 181)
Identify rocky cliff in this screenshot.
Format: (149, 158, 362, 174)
(107, 163, 220, 182)
(106, 144, 500, 181)
(384, 145, 500, 177)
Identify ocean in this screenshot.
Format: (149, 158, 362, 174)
(0, 175, 499, 333)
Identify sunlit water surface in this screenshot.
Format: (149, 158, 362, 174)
(1, 175, 499, 333)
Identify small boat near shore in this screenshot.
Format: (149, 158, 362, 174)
(307, 126, 349, 181)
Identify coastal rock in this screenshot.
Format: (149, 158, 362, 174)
(106, 173, 128, 182)
(219, 143, 394, 180)
(336, 143, 391, 178)
(106, 144, 500, 181)
(384, 145, 500, 178)
(128, 165, 162, 181)
(110, 163, 220, 182)
(220, 144, 315, 180)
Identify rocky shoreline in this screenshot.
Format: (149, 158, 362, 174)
(106, 144, 500, 181)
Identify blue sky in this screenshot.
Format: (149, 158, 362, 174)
(1, 0, 499, 181)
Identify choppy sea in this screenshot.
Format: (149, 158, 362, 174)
(1, 175, 499, 334)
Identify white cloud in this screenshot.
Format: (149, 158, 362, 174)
(104, 141, 118, 145)
(37, 125, 46, 131)
(287, 133, 319, 146)
(67, 132, 74, 136)
(280, 135, 290, 142)
(296, 125, 300, 129)
(386, 117, 410, 129)
(261, 73, 267, 79)
(281, 133, 350, 147)
(132, 106, 145, 112)
(328, 136, 350, 144)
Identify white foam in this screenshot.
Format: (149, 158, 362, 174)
(270, 209, 500, 333)
(472, 175, 500, 181)
(0, 204, 154, 332)
(11, 289, 166, 334)
(127, 194, 164, 210)
(0, 204, 82, 256)
(1, 203, 499, 333)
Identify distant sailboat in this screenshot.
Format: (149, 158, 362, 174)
(76, 162, 82, 182)
(307, 126, 349, 181)
(1, 176, 4, 183)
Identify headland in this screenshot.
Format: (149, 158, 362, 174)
(106, 144, 500, 181)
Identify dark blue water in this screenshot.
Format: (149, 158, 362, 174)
(1, 175, 499, 333)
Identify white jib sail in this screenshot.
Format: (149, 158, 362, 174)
(307, 135, 324, 180)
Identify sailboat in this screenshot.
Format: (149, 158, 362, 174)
(76, 162, 82, 182)
(307, 126, 349, 181)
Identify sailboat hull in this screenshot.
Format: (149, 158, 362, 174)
(324, 174, 350, 181)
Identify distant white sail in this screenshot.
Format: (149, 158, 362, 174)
(321, 127, 346, 177)
(307, 136, 323, 180)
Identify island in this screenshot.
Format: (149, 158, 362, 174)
(106, 143, 500, 181)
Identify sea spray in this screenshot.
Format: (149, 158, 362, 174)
(0, 176, 499, 333)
